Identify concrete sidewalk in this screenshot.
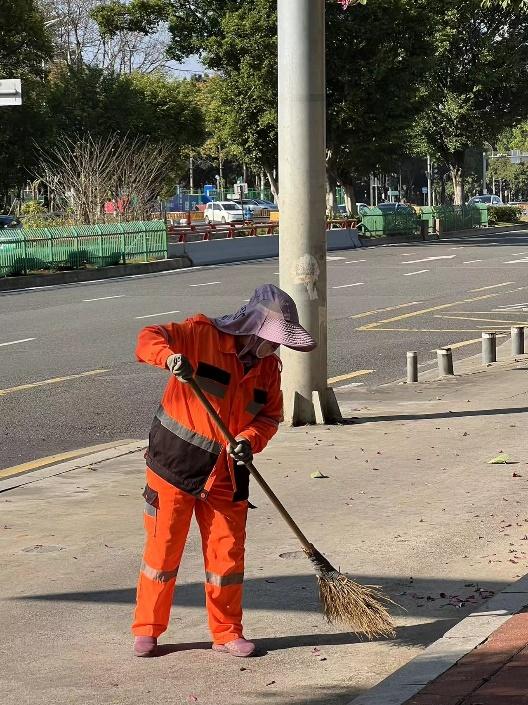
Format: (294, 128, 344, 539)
(3, 357, 528, 705)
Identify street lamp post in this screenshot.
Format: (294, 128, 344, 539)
(278, 0, 340, 425)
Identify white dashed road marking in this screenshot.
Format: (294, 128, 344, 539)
(0, 338, 35, 347)
(189, 282, 221, 287)
(135, 310, 181, 319)
(402, 270, 430, 276)
(332, 283, 365, 289)
(470, 282, 514, 292)
(401, 255, 456, 264)
(83, 295, 125, 302)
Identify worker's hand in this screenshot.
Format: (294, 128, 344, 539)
(227, 438, 253, 465)
(166, 353, 194, 383)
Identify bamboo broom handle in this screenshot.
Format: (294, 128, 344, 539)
(187, 378, 313, 553)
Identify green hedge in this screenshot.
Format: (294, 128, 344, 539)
(488, 205, 522, 225)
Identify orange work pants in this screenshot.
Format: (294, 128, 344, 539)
(132, 467, 248, 644)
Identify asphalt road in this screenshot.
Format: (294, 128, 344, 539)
(2, 229, 528, 470)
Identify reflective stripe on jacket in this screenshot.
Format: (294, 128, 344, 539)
(136, 314, 283, 501)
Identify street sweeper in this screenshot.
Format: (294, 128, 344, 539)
(132, 284, 316, 658)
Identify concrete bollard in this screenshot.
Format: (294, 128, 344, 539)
(482, 332, 497, 364)
(407, 351, 418, 383)
(512, 326, 525, 356)
(437, 347, 454, 377)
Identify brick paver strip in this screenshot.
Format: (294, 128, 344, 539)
(403, 613, 528, 705)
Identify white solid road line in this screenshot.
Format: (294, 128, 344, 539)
(332, 282, 365, 289)
(401, 255, 456, 264)
(345, 259, 366, 263)
(189, 281, 221, 287)
(504, 257, 528, 264)
(0, 337, 35, 347)
(463, 260, 482, 264)
(83, 295, 125, 302)
(402, 269, 430, 276)
(135, 310, 181, 320)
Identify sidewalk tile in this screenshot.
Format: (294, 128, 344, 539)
(421, 675, 485, 696)
(406, 695, 464, 705)
(462, 695, 528, 705)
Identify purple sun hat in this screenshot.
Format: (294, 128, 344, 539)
(212, 284, 317, 351)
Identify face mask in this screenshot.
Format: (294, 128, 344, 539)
(255, 339, 280, 358)
(238, 336, 279, 365)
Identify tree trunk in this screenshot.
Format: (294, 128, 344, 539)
(343, 183, 357, 216)
(326, 172, 337, 215)
(265, 167, 279, 205)
(450, 163, 464, 205)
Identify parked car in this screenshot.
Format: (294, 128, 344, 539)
(0, 215, 22, 229)
(467, 195, 503, 206)
(334, 203, 368, 216)
(376, 202, 414, 214)
(253, 199, 279, 212)
(204, 201, 248, 224)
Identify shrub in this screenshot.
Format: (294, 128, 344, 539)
(488, 205, 522, 225)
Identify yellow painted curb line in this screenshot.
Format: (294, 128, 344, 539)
(0, 440, 137, 480)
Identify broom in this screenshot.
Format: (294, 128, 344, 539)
(187, 377, 395, 639)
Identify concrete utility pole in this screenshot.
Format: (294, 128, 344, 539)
(278, 0, 340, 425)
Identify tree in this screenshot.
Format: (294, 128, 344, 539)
(37, 133, 173, 223)
(416, 1, 528, 204)
(95, 0, 429, 206)
(0, 0, 53, 204)
(38, 0, 171, 73)
(44, 65, 205, 186)
(325, 0, 429, 211)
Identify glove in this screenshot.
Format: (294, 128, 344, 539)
(166, 353, 194, 383)
(227, 438, 253, 465)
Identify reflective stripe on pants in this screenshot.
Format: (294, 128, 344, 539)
(132, 467, 248, 643)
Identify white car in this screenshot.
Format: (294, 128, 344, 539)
(204, 201, 245, 224)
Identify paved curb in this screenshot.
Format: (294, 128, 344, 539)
(0, 440, 146, 492)
(0, 257, 191, 292)
(347, 574, 528, 705)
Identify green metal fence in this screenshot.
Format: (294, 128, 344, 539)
(432, 205, 481, 232)
(358, 207, 420, 238)
(0, 221, 167, 277)
(358, 205, 488, 238)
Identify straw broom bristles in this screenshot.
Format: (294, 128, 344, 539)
(307, 546, 396, 639)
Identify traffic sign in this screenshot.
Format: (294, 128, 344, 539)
(0, 79, 22, 106)
(234, 183, 248, 196)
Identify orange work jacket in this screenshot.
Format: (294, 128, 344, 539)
(136, 314, 283, 501)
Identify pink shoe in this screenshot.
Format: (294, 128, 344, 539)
(212, 637, 256, 658)
(134, 636, 157, 657)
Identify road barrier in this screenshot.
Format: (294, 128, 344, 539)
(437, 347, 454, 377)
(168, 227, 361, 266)
(482, 332, 497, 364)
(512, 326, 525, 356)
(407, 351, 418, 383)
(0, 221, 167, 277)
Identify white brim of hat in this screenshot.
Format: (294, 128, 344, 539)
(259, 318, 317, 351)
